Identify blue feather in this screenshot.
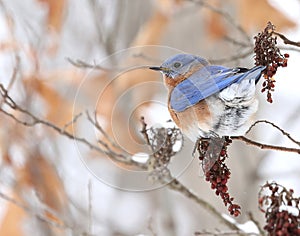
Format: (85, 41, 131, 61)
(170, 65, 265, 112)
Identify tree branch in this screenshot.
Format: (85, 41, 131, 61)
(0, 83, 145, 168)
(273, 32, 300, 48)
(0, 191, 68, 230)
(246, 120, 300, 146)
(166, 177, 240, 231)
(231, 136, 300, 154)
(194, 230, 260, 236)
(187, 0, 251, 42)
(0, 191, 97, 235)
(86, 111, 123, 152)
(66, 57, 112, 71)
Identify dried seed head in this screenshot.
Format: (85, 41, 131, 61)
(197, 137, 241, 216)
(259, 182, 300, 235)
(254, 22, 289, 103)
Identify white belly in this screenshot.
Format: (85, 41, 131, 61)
(177, 79, 259, 141)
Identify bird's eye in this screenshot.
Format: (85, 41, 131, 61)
(173, 62, 182, 68)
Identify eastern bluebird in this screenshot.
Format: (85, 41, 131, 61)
(150, 54, 265, 142)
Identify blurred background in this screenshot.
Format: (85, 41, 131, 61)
(0, 0, 300, 235)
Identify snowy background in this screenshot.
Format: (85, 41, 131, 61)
(0, 0, 300, 235)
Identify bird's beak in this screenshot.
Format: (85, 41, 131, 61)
(149, 66, 163, 71)
(149, 66, 169, 73)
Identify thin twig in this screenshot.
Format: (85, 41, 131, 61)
(0, 191, 69, 229)
(0, 191, 97, 235)
(62, 112, 83, 132)
(0, 83, 147, 168)
(231, 136, 300, 154)
(140, 116, 151, 146)
(86, 111, 122, 152)
(194, 230, 260, 236)
(66, 58, 112, 71)
(246, 120, 300, 146)
(67, 57, 151, 73)
(167, 178, 240, 231)
(188, 0, 251, 42)
(273, 32, 300, 48)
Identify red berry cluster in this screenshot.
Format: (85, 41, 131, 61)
(254, 21, 289, 103)
(259, 182, 300, 236)
(197, 137, 241, 217)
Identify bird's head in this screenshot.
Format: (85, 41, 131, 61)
(150, 54, 209, 87)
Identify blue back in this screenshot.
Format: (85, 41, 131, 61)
(170, 65, 265, 112)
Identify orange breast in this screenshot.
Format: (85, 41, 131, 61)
(167, 92, 212, 134)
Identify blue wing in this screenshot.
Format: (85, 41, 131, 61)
(170, 65, 265, 112)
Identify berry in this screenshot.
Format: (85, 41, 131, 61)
(259, 182, 300, 235)
(254, 22, 289, 103)
(197, 137, 241, 216)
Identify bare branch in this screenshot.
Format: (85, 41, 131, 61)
(246, 120, 300, 146)
(0, 83, 146, 168)
(67, 57, 150, 73)
(194, 230, 260, 236)
(187, 0, 251, 42)
(0, 191, 68, 230)
(231, 136, 300, 154)
(62, 112, 83, 132)
(140, 116, 151, 147)
(273, 31, 300, 48)
(86, 111, 123, 152)
(0, 191, 97, 235)
(167, 177, 240, 231)
(66, 57, 112, 71)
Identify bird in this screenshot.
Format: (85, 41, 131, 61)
(149, 54, 265, 142)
